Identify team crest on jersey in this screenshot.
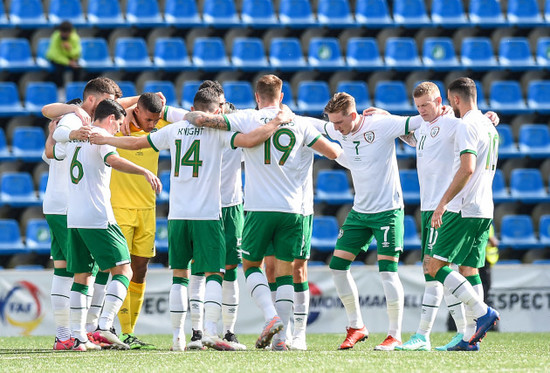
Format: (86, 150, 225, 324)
(150, 128, 158, 133)
(430, 126, 440, 138)
(337, 229, 344, 239)
(364, 131, 375, 143)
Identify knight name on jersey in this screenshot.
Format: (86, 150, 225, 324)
(176, 127, 204, 136)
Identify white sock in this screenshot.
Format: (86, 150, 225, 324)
(331, 269, 363, 329)
(189, 274, 205, 331)
(275, 284, 293, 342)
(463, 281, 485, 342)
(86, 282, 106, 333)
(444, 287, 466, 335)
(473, 283, 484, 300)
(222, 279, 239, 333)
(98, 279, 128, 331)
(170, 283, 187, 345)
(204, 279, 223, 336)
(246, 271, 277, 321)
(442, 271, 487, 318)
(70, 288, 88, 342)
(51, 275, 72, 341)
(293, 289, 309, 339)
(380, 271, 404, 341)
(417, 280, 443, 337)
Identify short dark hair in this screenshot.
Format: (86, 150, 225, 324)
(59, 21, 73, 33)
(138, 92, 163, 114)
(448, 77, 477, 102)
(83, 77, 117, 100)
(193, 88, 220, 113)
(93, 99, 126, 122)
(256, 74, 282, 102)
(199, 80, 224, 96)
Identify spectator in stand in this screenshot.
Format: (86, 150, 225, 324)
(46, 21, 82, 87)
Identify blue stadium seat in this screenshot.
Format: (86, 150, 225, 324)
(461, 37, 498, 70)
(36, 38, 52, 70)
(296, 81, 331, 115)
(489, 81, 528, 114)
(12, 126, 46, 161)
(422, 37, 459, 69)
(65, 81, 87, 102)
(500, 215, 543, 250)
(278, 0, 317, 27)
(403, 215, 421, 250)
(499, 38, 536, 69)
(164, 0, 202, 26)
(336, 81, 370, 110)
(157, 170, 171, 203)
(181, 81, 201, 109)
(314, 170, 354, 204)
(222, 81, 255, 109)
(281, 81, 297, 111)
(492, 169, 510, 202)
(87, 0, 127, 27)
(431, 0, 467, 26)
(0, 38, 38, 72)
(518, 124, 550, 157)
(191, 37, 231, 70)
(79, 38, 114, 71)
(546, 0, 550, 21)
(25, 219, 51, 254)
(536, 37, 550, 65)
(25, 82, 58, 115)
(269, 38, 307, 70)
(374, 81, 413, 113)
(317, 0, 354, 27)
(114, 81, 136, 98)
(538, 215, 550, 245)
(126, 0, 164, 27)
(308, 38, 346, 70)
(241, 0, 278, 27)
(155, 218, 169, 252)
(392, 0, 430, 26)
(384, 37, 422, 69)
(310, 216, 339, 252)
(399, 169, 420, 204)
(497, 124, 519, 158)
(355, 0, 392, 26)
(38, 172, 48, 199)
(143, 81, 178, 107)
(231, 37, 269, 70)
(9, 0, 48, 27)
(507, 0, 544, 25)
(48, 0, 86, 26)
(0, 1, 8, 27)
(474, 80, 489, 111)
(0, 172, 40, 206)
(114, 38, 153, 71)
(0, 82, 25, 117)
(494, 259, 522, 265)
(527, 81, 550, 112)
(345, 37, 383, 70)
(468, 0, 506, 25)
(0, 219, 26, 254)
(154, 37, 191, 70)
(202, 0, 240, 26)
(510, 169, 550, 202)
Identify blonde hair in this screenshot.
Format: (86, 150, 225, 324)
(324, 92, 356, 115)
(255, 74, 283, 102)
(413, 81, 441, 99)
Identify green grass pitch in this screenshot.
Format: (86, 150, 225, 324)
(1, 333, 549, 372)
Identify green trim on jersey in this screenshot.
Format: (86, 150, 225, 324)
(163, 105, 169, 121)
(405, 117, 411, 135)
(307, 134, 321, 147)
(222, 114, 231, 131)
(230, 132, 240, 150)
(147, 134, 159, 152)
(460, 149, 477, 156)
(323, 122, 334, 141)
(103, 151, 117, 166)
(53, 144, 62, 161)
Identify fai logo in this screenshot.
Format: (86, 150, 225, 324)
(0, 281, 45, 335)
(364, 131, 375, 144)
(430, 126, 440, 138)
(337, 229, 344, 239)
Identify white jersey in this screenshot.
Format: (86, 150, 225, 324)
(225, 108, 322, 214)
(221, 147, 243, 207)
(447, 110, 498, 218)
(300, 116, 327, 216)
(54, 127, 118, 229)
(324, 114, 419, 214)
(43, 113, 83, 215)
(415, 113, 462, 211)
(148, 121, 234, 220)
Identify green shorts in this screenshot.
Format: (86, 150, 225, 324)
(241, 211, 303, 263)
(67, 224, 130, 274)
(265, 214, 312, 260)
(222, 204, 244, 266)
(429, 211, 491, 268)
(45, 214, 68, 261)
(336, 208, 404, 257)
(168, 219, 226, 273)
(420, 211, 434, 259)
